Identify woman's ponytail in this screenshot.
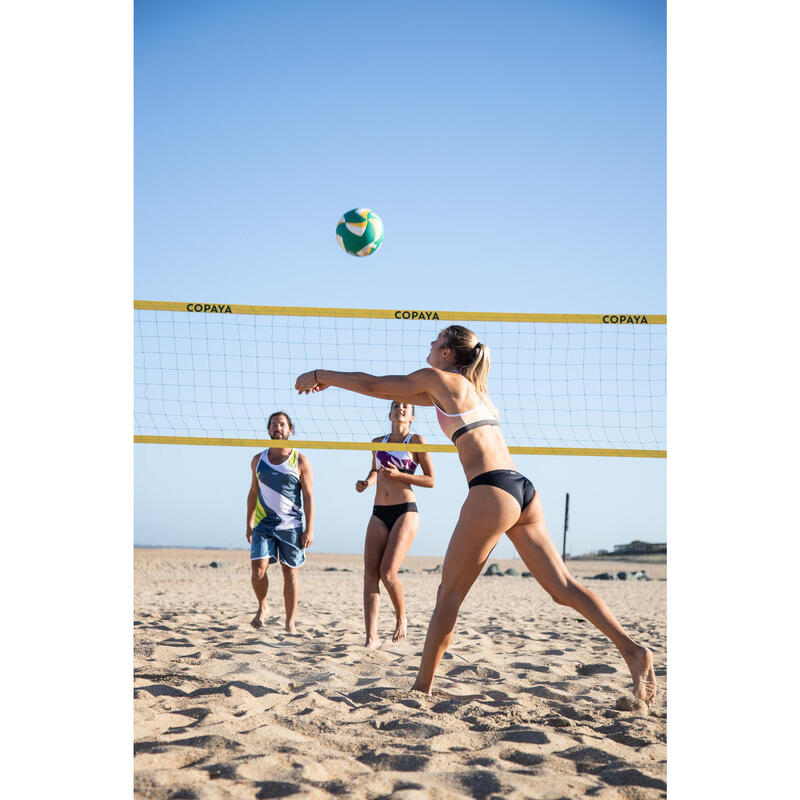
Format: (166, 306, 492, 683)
(461, 341, 490, 395)
(440, 325, 491, 394)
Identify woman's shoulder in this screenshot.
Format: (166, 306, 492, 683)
(428, 368, 470, 403)
(414, 366, 454, 387)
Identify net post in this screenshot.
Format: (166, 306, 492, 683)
(562, 492, 570, 562)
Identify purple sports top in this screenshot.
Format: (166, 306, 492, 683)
(376, 433, 418, 474)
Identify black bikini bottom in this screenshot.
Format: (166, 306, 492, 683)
(467, 469, 535, 511)
(372, 502, 418, 530)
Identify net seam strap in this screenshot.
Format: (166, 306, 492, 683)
(134, 300, 666, 325)
(133, 435, 666, 458)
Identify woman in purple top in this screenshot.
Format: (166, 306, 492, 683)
(355, 401, 435, 648)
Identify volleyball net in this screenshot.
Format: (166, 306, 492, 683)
(134, 301, 666, 458)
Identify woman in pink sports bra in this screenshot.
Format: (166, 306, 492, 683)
(355, 400, 435, 649)
(295, 326, 656, 705)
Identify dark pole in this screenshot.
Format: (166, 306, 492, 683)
(562, 493, 570, 562)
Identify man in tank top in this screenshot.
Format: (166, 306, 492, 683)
(246, 411, 315, 632)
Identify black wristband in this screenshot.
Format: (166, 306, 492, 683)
(314, 369, 318, 383)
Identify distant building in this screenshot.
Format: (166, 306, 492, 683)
(613, 540, 666, 555)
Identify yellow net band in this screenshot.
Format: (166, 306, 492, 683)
(134, 435, 666, 458)
(133, 300, 665, 326)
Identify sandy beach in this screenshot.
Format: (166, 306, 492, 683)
(134, 549, 666, 799)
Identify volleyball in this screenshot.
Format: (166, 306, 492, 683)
(336, 208, 384, 257)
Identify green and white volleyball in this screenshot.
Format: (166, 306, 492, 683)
(336, 208, 384, 256)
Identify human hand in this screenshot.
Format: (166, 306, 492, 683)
(246, 528, 252, 543)
(295, 370, 327, 394)
(379, 464, 402, 481)
(355, 480, 368, 493)
(300, 529, 314, 549)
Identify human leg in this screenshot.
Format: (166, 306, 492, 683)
(250, 557, 270, 629)
(280, 562, 299, 633)
(379, 510, 419, 642)
(506, 493, 656, 703)
(413, 486, 521, 694)
(363, 515, 389, 649)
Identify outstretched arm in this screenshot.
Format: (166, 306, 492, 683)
(296, 368, 437, 406)
(361, 388, 434, 406)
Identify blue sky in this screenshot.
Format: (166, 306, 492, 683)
(134, 0, 665, 555)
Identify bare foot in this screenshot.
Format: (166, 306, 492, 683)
(624, 645, 656, 705)
(392, 616, 408, 643)
(411, 678, 432, 696)
(365, 635, 382, 650)
(285, 619, 297, 634)
(250, 608, 267, 629)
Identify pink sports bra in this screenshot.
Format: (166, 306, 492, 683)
(433, 399, 500, 443)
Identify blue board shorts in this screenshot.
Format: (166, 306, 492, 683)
(250, 526, 306, 568)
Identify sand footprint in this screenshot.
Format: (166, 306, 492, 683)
(576, 663, 617, 676)
(508, 661, 550, 673)
(376, 719, 444, 739)
(459, 769, 508, 799)
(445, 664, 502, 681)
(498, 749, 545, 768)
(356, 751, 430, 772)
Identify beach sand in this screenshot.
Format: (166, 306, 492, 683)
(134, 549, 666, 799)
